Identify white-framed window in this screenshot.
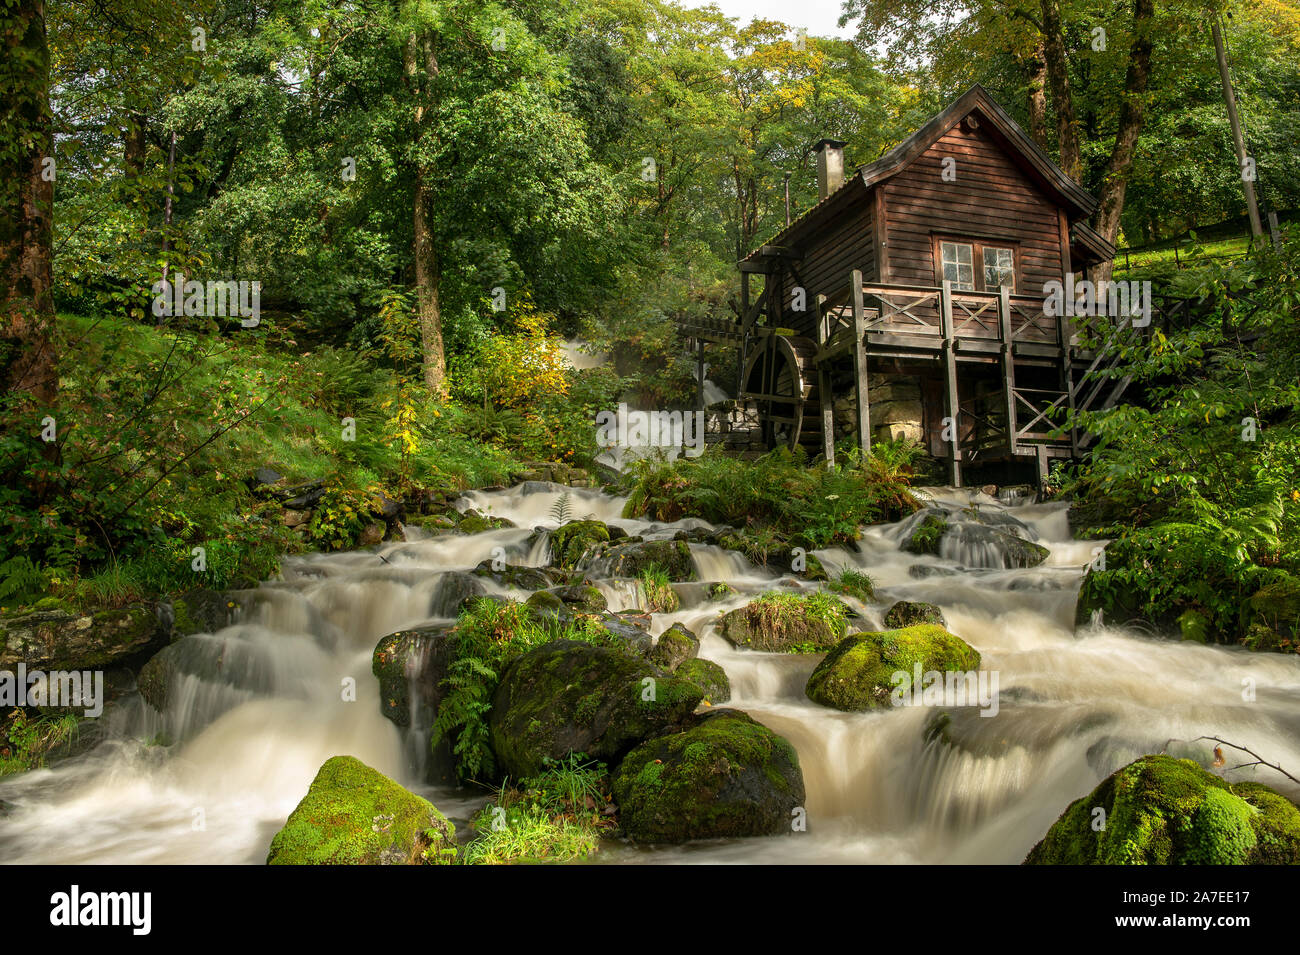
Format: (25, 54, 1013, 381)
(983, 246, 1015, 291)
(940, 241, 975, 291)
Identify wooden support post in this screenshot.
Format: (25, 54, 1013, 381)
(737, 272, 750, 397)
(696, 338, 706, 411)
(815, 294, 835, 468)
(850, 270, 871, 458)
(998, 287, 1018, 455)
(1036, 444, 1049, 490)
(939, 279, 962, 487)
(1055, 284, 1078, 457)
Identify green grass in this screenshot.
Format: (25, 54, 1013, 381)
(638, 565, 679, 613)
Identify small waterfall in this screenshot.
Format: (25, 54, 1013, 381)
(1, 478, 1297, 865)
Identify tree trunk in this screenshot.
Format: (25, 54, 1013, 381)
(0, 0, 56, 409)
(1091, 0, 1155, 286)
(406, 29, 446, 393)
(1038, 0, 1082, 182)
(1026, 37, 1050, 150)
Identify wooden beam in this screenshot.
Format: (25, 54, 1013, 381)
(816, 294, 835, 468)
(697, 338, 706, 411)
(998, 286, 1018, 455)
(940, 279, 962, 486)
(851, 269, 871, 455)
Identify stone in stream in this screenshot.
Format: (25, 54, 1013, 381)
(540, 519, 611, 569)
(674, 658, 730, 704)
(805, 625, 981, 712)
(1, 602, 170, 674)
(718, 592, 849, 653)
(900, 510, 949, 556)
(648, 622, 699, 672)
(457, 510, 516, 534)
(429, 571, 488, 618)
(611, 709, 804, 843)
(1025, 754, 1300, 865)
(371, 626, 456, 729)
(266, 756, 456, 865)
(582, 538, 696, 581)
(883, 600, 946, 629)
(471, 560, 554, 591)
(489, 639, 702, 778)
(548, 584, 608, 613)
(899, 506, 1049, 569)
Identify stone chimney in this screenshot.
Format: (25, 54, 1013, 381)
(814, 138, 848, 201)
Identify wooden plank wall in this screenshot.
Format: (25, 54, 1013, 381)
(881, 122, 1064, 293)
(777, 196, 876, 338)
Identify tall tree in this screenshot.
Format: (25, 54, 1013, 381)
(0, 0, 56, 409)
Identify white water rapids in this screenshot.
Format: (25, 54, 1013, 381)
(1, 483, 1297, 864)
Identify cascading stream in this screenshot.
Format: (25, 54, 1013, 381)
(1, 483, 1297, 865)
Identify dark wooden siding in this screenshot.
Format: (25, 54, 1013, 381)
(777, 195, 875, 337)
(880, 122, 1064, 293)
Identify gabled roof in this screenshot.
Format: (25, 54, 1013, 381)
(1070, 221, 1117, 268)
(741, 84, 1100, 265)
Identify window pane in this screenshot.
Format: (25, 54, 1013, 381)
(941, 242, 975, 291)
(983, 247, 1015, 290)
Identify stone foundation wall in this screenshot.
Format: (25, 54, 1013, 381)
(833, 373, 926, 445)
(703, 399, 765, 452)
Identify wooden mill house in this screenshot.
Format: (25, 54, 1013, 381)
(680, 85, 1128, 486)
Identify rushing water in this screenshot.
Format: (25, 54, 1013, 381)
(2, 483, 1297, 865)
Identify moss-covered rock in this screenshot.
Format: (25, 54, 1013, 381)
(165, 589, 243, 637)
(884, 600, 946, 629)
(524, 590, 575, 626)
(707, 582, 736, 601)
(719, 592, 849, 652)
(458, 511, 516, 534)
(1025, 754, 1300, 865)
(585, 538, 696, 581)
(612, 709, 804, 843)
(471, 561, 555, 591)
(549, 584, 607, 614)
(675, 658, 730, 704)
(429, 572, 487, 618)
(489, 640, 703, 778)
(901, 511, 948, 556)
(266, 756, 456, 865)
(648, 623, 699, 672)
(805, 625, 981, 712)
(546, 520, 611, 569)
(593, 613, 654, 657)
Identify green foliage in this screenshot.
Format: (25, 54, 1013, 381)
(638, 564, 679, 613)
(1066, 230, 1300, 649)
(828, 568, 876, 604)
(0, 710, 80, 777)
(622, 447, 918, 547)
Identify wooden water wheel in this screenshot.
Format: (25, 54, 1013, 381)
(741, 334, 824, 453)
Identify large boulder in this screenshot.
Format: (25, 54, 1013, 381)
(472, 561, 554, 591)
(584, 538, 696, 581)
(489, 640, 703, 778)
(612, 709, 804, 843)
(429, 572, 487, 618)
(805, 625, 981, 712)
(1025, 755, 1300, 865)
(648, 623, 699, 672)
(674, 658, 731, 704)
(266, 756, 456, 865)
(719, 593, 848, 652)
(1, 604, 167, 672)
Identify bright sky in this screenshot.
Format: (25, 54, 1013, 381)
(687, 0, 859, 39)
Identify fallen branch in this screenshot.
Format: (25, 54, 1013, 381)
(1162, 735, 1300, 786)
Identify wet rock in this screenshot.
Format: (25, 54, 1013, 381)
(1240, 573, 1300, 652)
(611, 709, 804, 843)
(0, 604, 168, 672)
(489, 640, 702, 778)
(941, 522, 1049, 569)
(594, 613, 653, 657)
(471, 561, 554, 591)
(884, 600, 946, 629)
(283, 481, 326, 509)
(267, 756, 456, 865)
(282, 508, 311, 529)
(371, 626, 457, 730)
(548, 584, 607, 614)
(719, 593, 849, 652)
(429, 572, 487, 618)
(674, 658, 730, 704)
(457, 510, 516, 534)
(359, 523, 386, 546)
(707, 582, 737, 600)
(524, 590, 574, 626)
(805, 625, 981, 712)
(1025, 755, 1300, 865)
(583, 538, 696, 581)
(166, 588, 243, 637)
(648, 623, 699, 672)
